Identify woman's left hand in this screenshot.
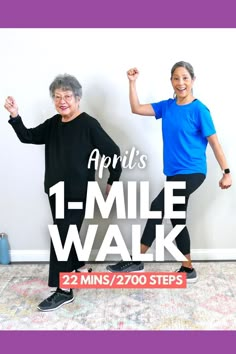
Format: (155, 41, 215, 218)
(106, 184, 112, 196)
(219, 174, 232, 189)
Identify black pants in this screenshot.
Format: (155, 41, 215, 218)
(141, 173, 205, 255)
(48, 195, 86, 287)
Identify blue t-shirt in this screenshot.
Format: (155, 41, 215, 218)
(151, 98, 216, 176)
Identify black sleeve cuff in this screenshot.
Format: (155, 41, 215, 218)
(8, 115, 21, 124)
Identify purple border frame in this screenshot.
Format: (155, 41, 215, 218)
(1, 0, 236, 353)
(0, 0, 236, 27)
(0, 331, 236, 353)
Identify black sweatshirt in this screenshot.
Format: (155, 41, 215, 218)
(9, 112, 122, 199)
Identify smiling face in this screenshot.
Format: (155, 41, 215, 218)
(171, 66, 195, 104)
(53, 88, 81, 121)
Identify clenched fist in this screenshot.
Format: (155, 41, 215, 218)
(4, 96, 19, 118)
(127, 67, 139, 81)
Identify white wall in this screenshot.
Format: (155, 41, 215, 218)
(0, 28, 235, 261)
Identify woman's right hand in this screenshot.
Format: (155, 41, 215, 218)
(127, 67, 139, 81)
(4, 96, 19, 118)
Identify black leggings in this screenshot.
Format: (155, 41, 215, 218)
(141, 173, 205, 255)
(48, 195, 86, 287)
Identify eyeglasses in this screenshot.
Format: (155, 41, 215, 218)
(53, 94, 74, 102)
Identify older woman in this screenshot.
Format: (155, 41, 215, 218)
(4, 74, 122, 311)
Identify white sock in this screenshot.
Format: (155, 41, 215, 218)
(60, 288, 71, 293)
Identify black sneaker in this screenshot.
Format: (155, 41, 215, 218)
(37, 288, 74, 312)
(106, 260, 144, 272)
(176, 266, 198, 283)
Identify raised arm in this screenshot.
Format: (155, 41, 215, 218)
(127, 68, 155, 116)
(4, 96, 49, 145)
(207, 133, 232, 189)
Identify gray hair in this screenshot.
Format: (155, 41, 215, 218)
(171, 61, 195, 80)
(49, 74, 82, 98)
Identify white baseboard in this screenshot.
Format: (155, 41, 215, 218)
(191, 249, 236, 261)
(10, 250, 50, 262)
(10, 249, 236, 262)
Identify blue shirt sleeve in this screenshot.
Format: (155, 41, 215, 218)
(151, 101, 164, 119)
(197, 104, 216, 137)
(151, 99, 174, 120)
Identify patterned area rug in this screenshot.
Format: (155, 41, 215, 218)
(0, 262, 236, 330)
